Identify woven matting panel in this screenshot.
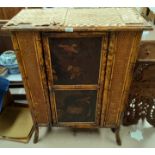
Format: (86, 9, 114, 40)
(65, 8, 145, 27)
(3, 8, 151, 30)
(6, 8, 67, 26)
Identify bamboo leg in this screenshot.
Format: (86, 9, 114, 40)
(115, 127, 121, 146)
(33, 124, 39, 144)
(48, 123, 52, 132)
(111, 128, 116, 133)
(111, 127, 122, 146)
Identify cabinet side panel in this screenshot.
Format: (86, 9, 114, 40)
(11, 32, 50, 124)
(102, 31, 142, 127)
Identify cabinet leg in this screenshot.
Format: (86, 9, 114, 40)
(33, 124, 39, 144)
(111, 128, 116, 133)
(48, 124, 52, 132)
(115, 128, 121, 146)
(111, 127, 122, 146)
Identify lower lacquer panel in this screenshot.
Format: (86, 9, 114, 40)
(54, 90, 97, 123)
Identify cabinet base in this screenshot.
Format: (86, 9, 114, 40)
(33, 125, 122, 146)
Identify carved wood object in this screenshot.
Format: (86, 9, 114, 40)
(123, 41, 155, 127)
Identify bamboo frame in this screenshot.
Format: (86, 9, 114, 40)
(43, 36, 57, 124)
(34, 33, 52, 125)
(42, 32, 106, 38)
(3, 25, 152, 32)
(52, 85, 99, 90)
(96, 34, 109, 125)
(100, 32, 117, 127)
(56, 122, 97, 128)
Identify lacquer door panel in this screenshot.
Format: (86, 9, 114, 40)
(55, 90, 97, 122)
(43, 32, 108, 126)
(48, 37, 102, 85)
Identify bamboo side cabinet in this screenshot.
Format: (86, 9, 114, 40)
(3, 8, 152, 145)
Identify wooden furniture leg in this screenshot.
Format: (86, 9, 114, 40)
(111, 128, 116, 133)
(33, 124, 39, 144)
(48, 123, 52, 132)
(111, 127, 122, 146)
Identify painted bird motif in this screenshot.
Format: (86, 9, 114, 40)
(58, 44, 78, 54)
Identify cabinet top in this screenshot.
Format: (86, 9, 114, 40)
(2, 8, 152, 31)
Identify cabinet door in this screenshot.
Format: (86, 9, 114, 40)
(43, 32, 108, 127)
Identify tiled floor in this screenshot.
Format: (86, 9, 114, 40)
(0, 122, 155, 148)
